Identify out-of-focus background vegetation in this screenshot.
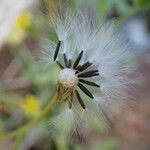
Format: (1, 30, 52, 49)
(0, 0, 150, 150)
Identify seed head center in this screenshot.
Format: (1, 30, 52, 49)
(58, 68, 78, 88)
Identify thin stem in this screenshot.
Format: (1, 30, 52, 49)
(13, 131, 25, 150)
(0, 94, 58, 141)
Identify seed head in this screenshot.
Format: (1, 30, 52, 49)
(58, 68, 78, 88)
(41, 6, 138, 137)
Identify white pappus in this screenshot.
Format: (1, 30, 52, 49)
(41, 7, 137, 138)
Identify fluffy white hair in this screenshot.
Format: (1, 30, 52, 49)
(42, 6, 137, 137)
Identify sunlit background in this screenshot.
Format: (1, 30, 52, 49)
(0, 0, 150, 150)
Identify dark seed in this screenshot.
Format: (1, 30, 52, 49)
(76, 62, 92, 72)
(56, 61, 64, 69)
(78, 83, 94, 99)
(79, 79, 100, 88)
(54, 40, 61, 61)
(73, 51, 83, 69)
(75, 90, 85, 109)
(78, 70, 99, 78)
(68, 59, 72, 68)
(90, 73, 100, 77)
(63, 53, 68, 67)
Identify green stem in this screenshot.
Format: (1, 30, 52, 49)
(13, 131, 25, 150)
(0, 94, 58, 141)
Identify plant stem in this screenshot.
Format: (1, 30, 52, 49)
(0, 94, 58, 141)
(13, 131, 25, 150)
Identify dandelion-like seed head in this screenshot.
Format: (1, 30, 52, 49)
(55, 48, 100, 109)
(42, 6, 137, 137)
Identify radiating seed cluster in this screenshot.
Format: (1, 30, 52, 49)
(42, 8, 137, 137)
(58, 69, 78, 88)
(54, 41, 100, 109)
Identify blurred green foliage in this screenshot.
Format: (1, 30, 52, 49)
(96, 138, 119, 150)
(72, 0, 150, 23)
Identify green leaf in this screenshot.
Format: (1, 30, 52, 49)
(97, 0, 114, 17)
(114, 0, 131, 15)
(134, 0, 150, 9)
